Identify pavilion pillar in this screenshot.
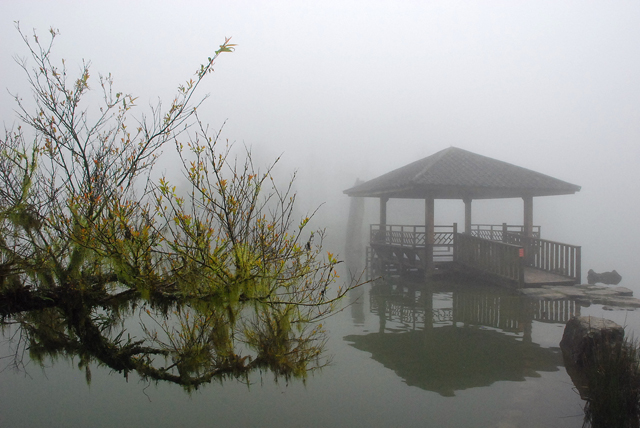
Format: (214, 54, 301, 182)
(463, 197, 472, 235)
(424, 196, 435, 275)
(522, 195, 534, 267)
(378, 197, 388, 243)
(523, 195, 533, 238)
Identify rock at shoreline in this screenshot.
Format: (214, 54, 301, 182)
(520, 284, 639, 309)
(587, 269, 622, 285)
(560, 316, 624, 368)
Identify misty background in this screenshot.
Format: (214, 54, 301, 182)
(2, 1, 639, 288)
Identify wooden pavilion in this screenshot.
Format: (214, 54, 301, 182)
(343, 147, 582, 287)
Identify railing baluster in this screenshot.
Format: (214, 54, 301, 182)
(371, 224, 580, 283)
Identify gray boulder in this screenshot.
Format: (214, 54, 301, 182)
(560, 316, 624, 367)
(587, 269, 622, 285)
(560, 316, 625, 400)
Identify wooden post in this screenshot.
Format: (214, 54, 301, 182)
(502, 222, 508, 243)
(424, 196, 435, 275)
(379, 197, 388, 243)
(463, 197, 472, 235)
(453, 222, 458, 262)
(523, 195, 534, 267)
(379, 197, 388, 225)
(576, 246, 582, 284)
(518, 251, 525, 287)
(523, 195, 533, 238)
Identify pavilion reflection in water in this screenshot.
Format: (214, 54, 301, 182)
(345, 277, 583, 397)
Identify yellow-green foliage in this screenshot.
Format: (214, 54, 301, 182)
(1, 25, 361, 391)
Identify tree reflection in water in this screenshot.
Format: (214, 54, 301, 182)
(3, 290, 329, 391)
(0, 27, 361, 391)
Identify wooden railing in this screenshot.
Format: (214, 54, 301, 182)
(370, 224, 455, 248)
(455, 233, 525, 285)
(503, 232, 581, 283)
(368, 224, 580, 285)
(370, 224, 456, 264)
(469, 223, 541, 241)
(371, 224, 539, 247)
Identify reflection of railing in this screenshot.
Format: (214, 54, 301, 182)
(369, 288, 581, 332)
(469, 224, 541, 241)
(453, 293, 526, 332)
(452, 293, 580, 329)
(455, 233, 525, 285)
(369, 293, 453, 326)
(504, 232, 581, 283)
(531, 299, 581, 323)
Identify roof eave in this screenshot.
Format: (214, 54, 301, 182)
(344, 184, 581, 199)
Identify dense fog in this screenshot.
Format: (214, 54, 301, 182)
(2, 1, 639, 288)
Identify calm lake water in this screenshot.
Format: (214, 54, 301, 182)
(1, 252, 639, 428)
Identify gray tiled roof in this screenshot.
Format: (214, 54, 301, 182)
(343, 147, 581, 199)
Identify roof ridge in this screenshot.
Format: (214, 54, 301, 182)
(343, 146, 580, 199)
(411, 147, 458, 183)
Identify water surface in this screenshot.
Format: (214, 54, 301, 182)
(7, 263, 636, 428)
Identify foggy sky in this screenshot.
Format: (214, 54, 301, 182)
(2, 1, 640, 286)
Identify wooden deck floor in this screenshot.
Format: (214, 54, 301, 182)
(524, 267, 576, 286)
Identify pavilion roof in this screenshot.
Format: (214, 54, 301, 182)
(343, 147, 581, 199)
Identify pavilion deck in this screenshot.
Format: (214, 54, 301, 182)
(368, 223, 581, 288)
